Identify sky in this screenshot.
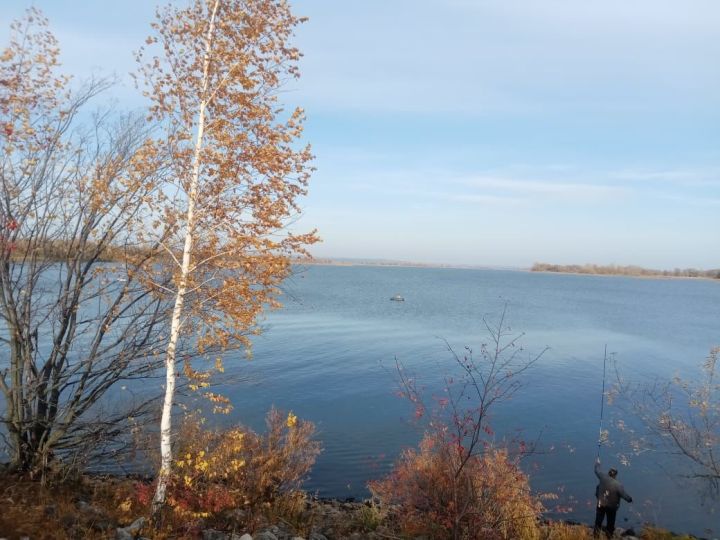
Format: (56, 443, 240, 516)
(1, 1, 718, 268)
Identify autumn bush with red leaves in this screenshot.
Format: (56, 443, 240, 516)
(372, 308, 547, 539)
(370, 428, 542, 540)
(135, 408, 320, 529)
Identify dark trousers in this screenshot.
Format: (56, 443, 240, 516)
(594, 505, 618, 537)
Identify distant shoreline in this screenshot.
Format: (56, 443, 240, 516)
(529, 268, 719, 282)
(293, 257, 519, 271)
(530, 262, 719, 281)
(293, 258, 720, 281)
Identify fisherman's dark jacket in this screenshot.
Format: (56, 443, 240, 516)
(594, 462, 632, 509)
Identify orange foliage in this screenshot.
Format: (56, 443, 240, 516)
(133, 0, 318, 509)
(157, 408, 320, 526)
(370, 431, 542, 539)
(134, 0, 318, 357)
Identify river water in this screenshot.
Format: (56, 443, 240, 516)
(215, 265, 718, 535)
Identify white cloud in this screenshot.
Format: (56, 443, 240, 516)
(443, 193, 526, 206)
(655, 193, 720, 207)
(610, 168, 720, 187)
(456, 176, 629, 200)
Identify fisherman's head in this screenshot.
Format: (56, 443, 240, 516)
(608, 468, 618, 478)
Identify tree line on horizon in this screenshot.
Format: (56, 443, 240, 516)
(532, 262, 720, 279)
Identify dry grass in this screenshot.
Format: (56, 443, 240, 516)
(0, 473, 140, 539)
(539, 522, 593, 540)
(640, 526, 696, 540)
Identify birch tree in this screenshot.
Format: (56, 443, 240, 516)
(0, 10, 171, 473)
(135, 0, 317, 511)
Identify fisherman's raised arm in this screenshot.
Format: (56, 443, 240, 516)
(594, 457, 604, 479)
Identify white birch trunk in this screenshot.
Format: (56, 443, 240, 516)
(152, 0, 220, 516)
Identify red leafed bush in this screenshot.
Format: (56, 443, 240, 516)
(139, 408, 320, 527)
(370, 429, 542, 540)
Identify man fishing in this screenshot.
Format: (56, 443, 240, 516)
(594, 457, 633, 538)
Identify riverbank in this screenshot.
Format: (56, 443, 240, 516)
(0, 473, 708, 540)
(530, 262, 720, 280)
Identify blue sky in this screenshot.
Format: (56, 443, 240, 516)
(2, 1, 718, 268)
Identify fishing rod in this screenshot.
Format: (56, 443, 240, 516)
(597, 344, 608, 459)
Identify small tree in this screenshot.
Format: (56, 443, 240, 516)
(616, 347, 719, 500)
(372, 307, 548, 539)
(134, 0, 318, 513)
(0, 10, 171, 473)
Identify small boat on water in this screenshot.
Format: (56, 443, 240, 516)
(390, 294, 404, 302)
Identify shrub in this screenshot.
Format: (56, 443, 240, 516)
(241, 408, 321, 502)
(370, 430, 542, 540)
(375, 308, 546, 539)
(150, 408, 320, 528)
(354, 501, 385, 532)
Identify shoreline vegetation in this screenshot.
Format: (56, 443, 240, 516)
(530, 262, 720, 280)
(0, 470, 703, 540)
(8, 242, 719, 281)
(296, 257, 720, 281)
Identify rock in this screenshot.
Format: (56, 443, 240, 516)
(203, 530, 230, 540)
(116, 517, 146, 540)
(116, 530, 133, 540)
(222, 508, 247, 523)
(290, 537, 306, 540)
(255, 532, 278, 540)
(77, 500, 106, 518)
(309, 533, 328, 540)
(91, 518, 117, 531)
(235, 535, 253, 540)
(76, 500, 116, 530)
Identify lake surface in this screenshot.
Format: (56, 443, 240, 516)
(216, 265, 718, 535)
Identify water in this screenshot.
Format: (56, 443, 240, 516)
(215, 265, 719, 535)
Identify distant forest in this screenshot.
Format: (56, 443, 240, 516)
(532, 262, 720, 279)
(5, 239, 151, 263)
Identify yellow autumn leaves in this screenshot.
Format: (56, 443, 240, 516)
(175, 436, 246, 486)
(172, 412, 298, 495)
(164, 409, 320, 522)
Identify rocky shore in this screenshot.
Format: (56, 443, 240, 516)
(1, 472, 711, 539)
(11, 496, 705, 540)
